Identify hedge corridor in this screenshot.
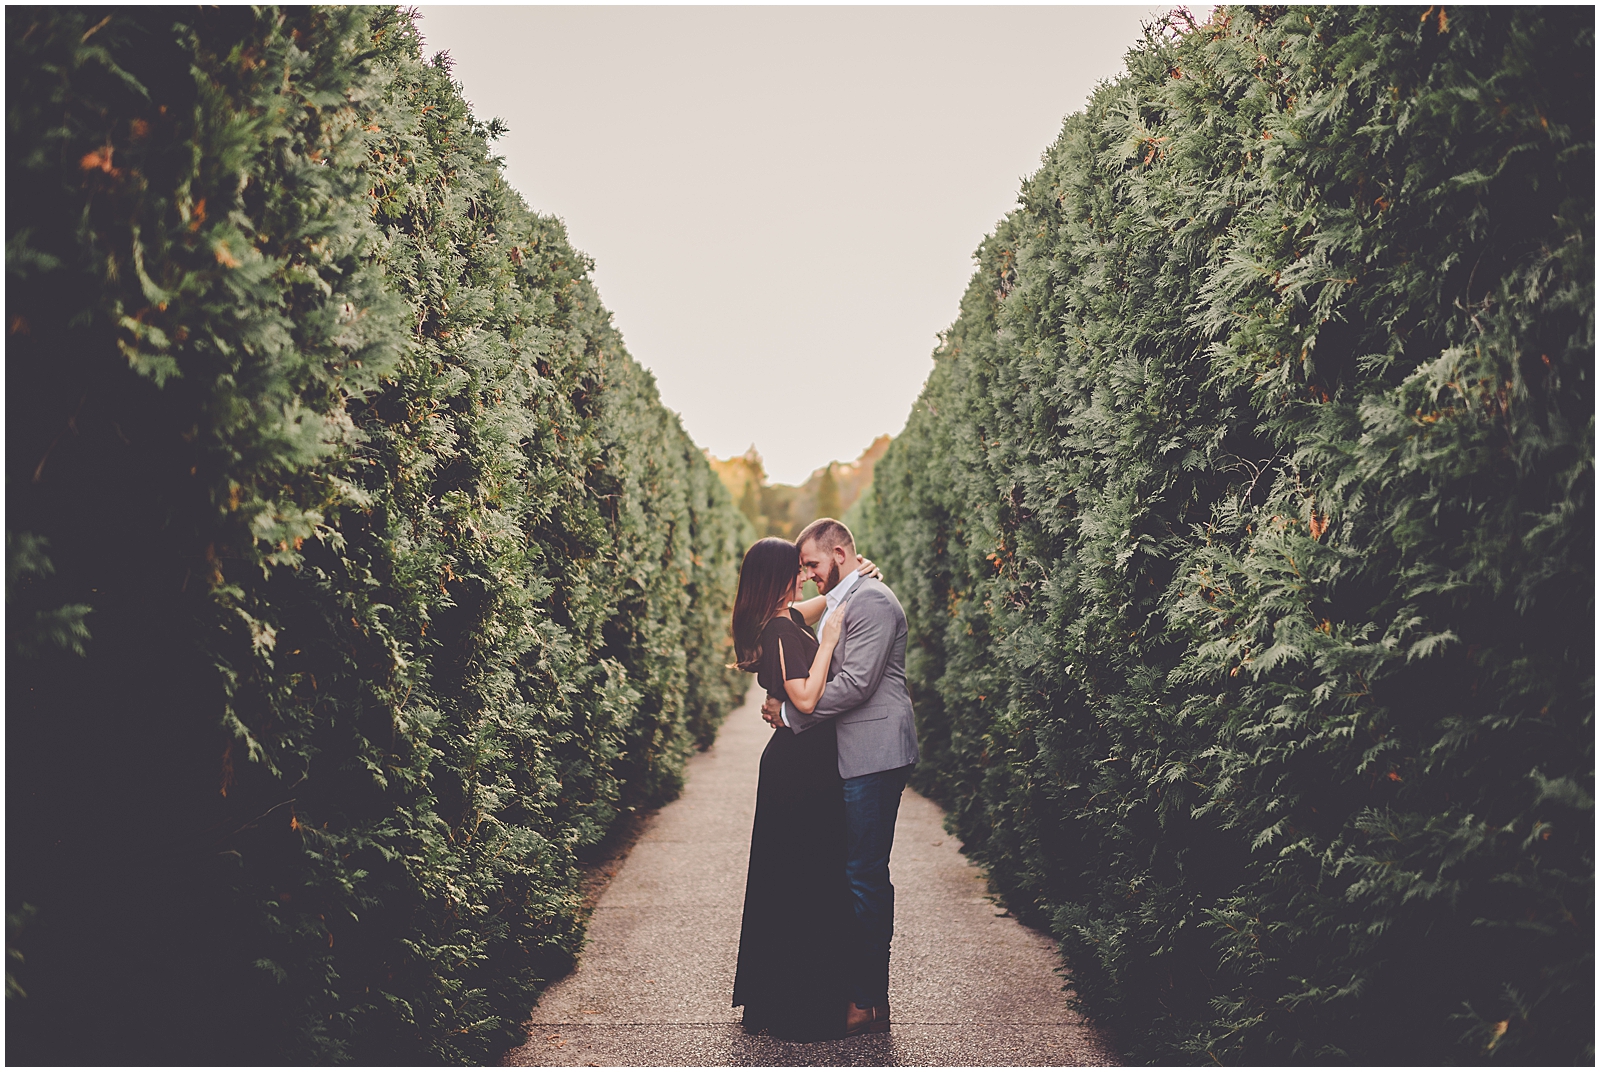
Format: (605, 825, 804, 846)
(852, 6, 1592, 1064)
(8, 7, 748, 1063)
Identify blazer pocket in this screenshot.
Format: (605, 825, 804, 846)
(839, 708, 888, 725)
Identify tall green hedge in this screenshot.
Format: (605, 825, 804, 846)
(856, 6, 1591, 1063)
(7, 7, 746, 1063)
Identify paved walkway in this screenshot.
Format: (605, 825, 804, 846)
(503, 686, 1119, 1067)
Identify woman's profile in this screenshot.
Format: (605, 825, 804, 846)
(728, 536, 870, 1041)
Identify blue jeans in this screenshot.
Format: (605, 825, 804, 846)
(841, 763, 911, 1009)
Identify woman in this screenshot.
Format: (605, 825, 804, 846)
(728, 537, 874, 1041)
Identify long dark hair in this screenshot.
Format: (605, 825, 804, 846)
(731, 537, 798, 672)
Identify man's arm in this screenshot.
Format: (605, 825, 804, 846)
(785, 590, 896, 731)
(789, 557, 881, 626)
(811, 593, 894, 718)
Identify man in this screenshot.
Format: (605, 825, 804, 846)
(761, 517, 919, 1037)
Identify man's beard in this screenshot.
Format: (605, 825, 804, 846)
(823, 559, 842, 593)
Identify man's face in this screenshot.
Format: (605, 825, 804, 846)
(799, 540, 844, 593)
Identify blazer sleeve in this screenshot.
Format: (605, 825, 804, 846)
(788, 588, 894, 729)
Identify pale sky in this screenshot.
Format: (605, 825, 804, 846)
(417, 5, 1177, 484)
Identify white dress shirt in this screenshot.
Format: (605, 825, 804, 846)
(781, 568, 861, 727)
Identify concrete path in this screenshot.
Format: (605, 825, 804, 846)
(503, 686, 1119, 1067)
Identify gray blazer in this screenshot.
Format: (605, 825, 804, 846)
(787, 576, 920, 779)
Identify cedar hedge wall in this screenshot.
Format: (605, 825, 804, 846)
(854, 6, 1592, 1064)
(8, 7, 747, 1063)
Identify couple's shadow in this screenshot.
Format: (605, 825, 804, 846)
(731, 1023, 902, 1067)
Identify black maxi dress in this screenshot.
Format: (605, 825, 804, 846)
(731, 609, 853, 1041)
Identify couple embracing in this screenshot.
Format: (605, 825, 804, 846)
(728, 517, 919, 1041)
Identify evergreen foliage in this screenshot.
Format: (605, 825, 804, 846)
(7, 6, 745, 1063)
(855, 6, 1592, 1063)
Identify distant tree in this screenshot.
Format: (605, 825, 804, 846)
(759, 483, 796, 538)
(815, 464, 842, 520)
(738, 480, 762, 532)
(710, 438, 891, 542)
(708, 446, 771, 534)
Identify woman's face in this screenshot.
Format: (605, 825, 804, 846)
(789, 562, 806, 602)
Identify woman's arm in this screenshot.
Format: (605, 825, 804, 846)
(790, 594, 828, 626)
(789, 556, 882, 625)
(776, 610, 846, 715)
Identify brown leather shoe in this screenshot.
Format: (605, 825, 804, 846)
(845, 1000, 891, 1036)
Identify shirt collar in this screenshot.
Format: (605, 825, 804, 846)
(826, 568, 862, 607)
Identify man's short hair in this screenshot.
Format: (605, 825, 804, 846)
(796, 517, 854, 555)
